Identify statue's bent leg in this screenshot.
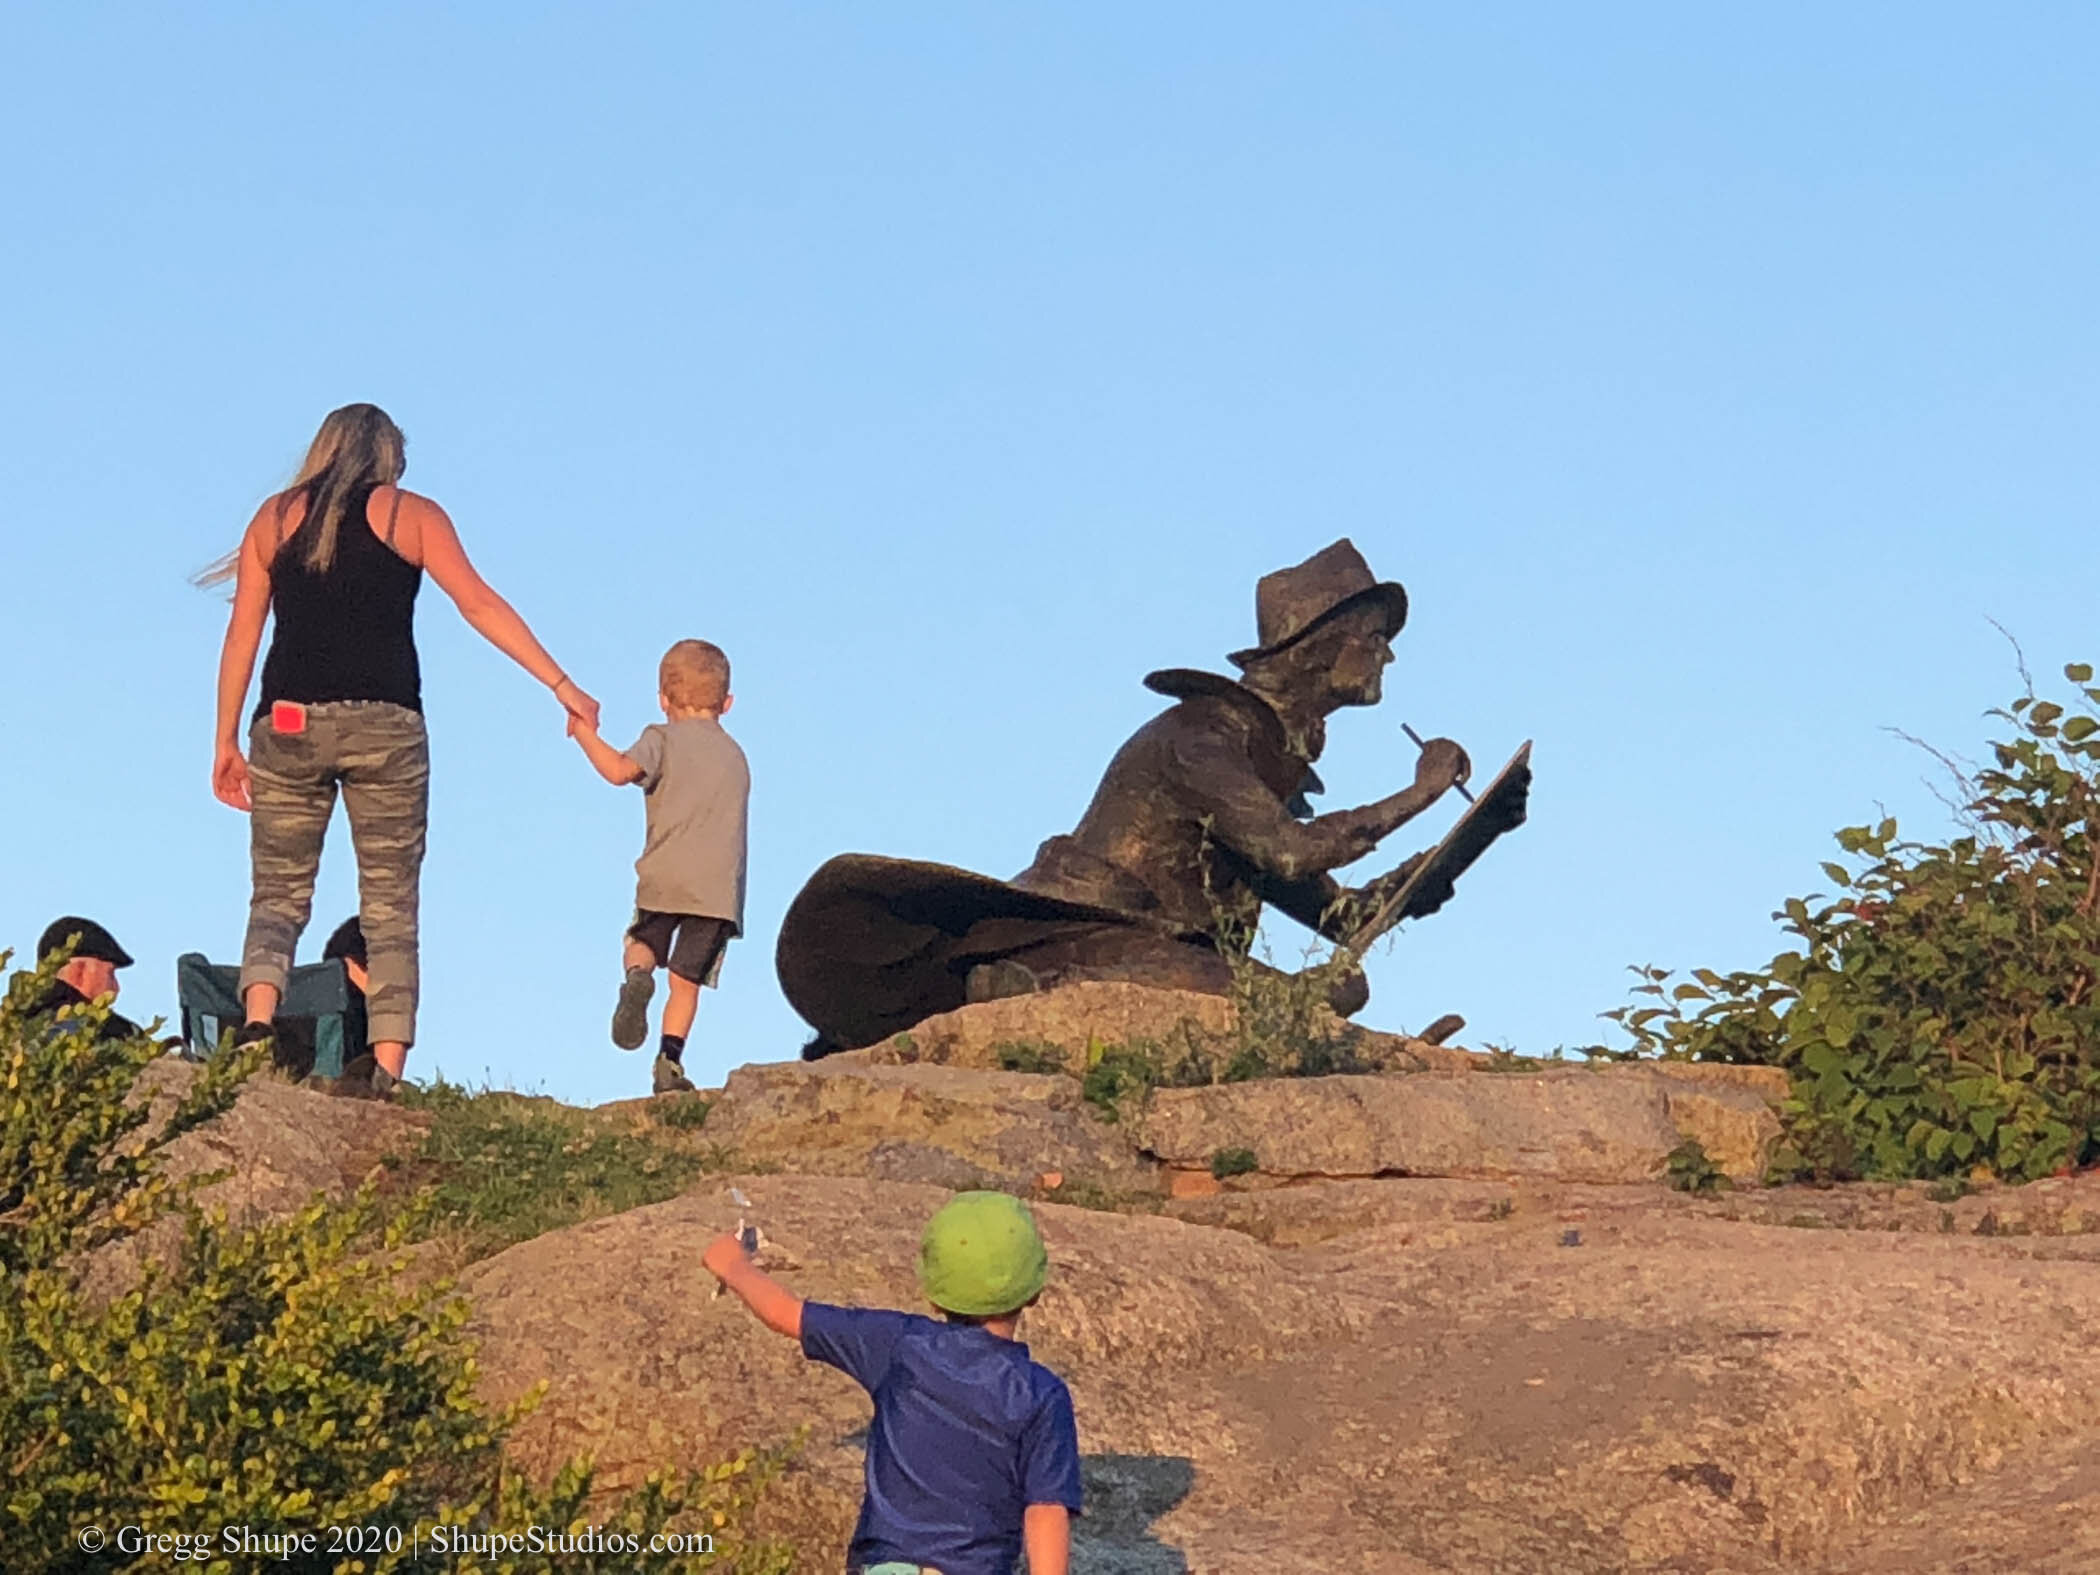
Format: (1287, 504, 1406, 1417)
(965, 925, 1371, 1016)
(964, 958, 1043, 1004)
(961, 925, 1239, 1000)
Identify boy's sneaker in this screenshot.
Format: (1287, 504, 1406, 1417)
(611, 968, 655, 1050)
(652, 1054, 695, 1095)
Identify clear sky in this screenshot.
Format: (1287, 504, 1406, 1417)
(4, 5, 2095, 1102)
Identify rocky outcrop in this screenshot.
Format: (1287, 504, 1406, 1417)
(464, 1176, 1359, 1563)
(127, 1059, 428, 1220)
(95, 1018, 2100, 1571)
(718, 988, 1786, 1195)
(1135, 1066, 1781, 1185)
(81, 1058, 429, 1300)
(702, 1057, 1161, 1193)
(466, 1168, 2100, 1573)
(845, 978, 1478, 1076)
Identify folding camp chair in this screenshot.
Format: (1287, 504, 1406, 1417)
(174, 953, 359, 1080)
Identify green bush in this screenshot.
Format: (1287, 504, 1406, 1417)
(1208, 890, 1373, 1080)
(1209, 1147, 1259, 1179)
(1078, 1036, 1176, 1122)
(1602, 663, 2100, 1183)
(0, 953, 794, 1574)
(1663, 1139, 1728, 1195)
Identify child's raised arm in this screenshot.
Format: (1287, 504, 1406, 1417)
(568, 717, 645, 786)
(703, 1232, 804, 1339)
(1023, 1504, 1071, 1575)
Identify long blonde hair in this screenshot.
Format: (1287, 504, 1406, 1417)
(196, 404, 407, 587)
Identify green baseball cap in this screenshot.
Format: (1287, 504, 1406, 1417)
(918, 1191, 1050, 1317)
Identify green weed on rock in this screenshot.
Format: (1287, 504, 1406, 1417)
(390, 1078, 709, 1261)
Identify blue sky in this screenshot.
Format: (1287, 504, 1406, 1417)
(4, 5, 2095, 1101)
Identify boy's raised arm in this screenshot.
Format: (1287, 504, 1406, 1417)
(568, 718, 645, 786)
(703, 1232, 804, 1340)
(1023, 1504, 1071, 1575)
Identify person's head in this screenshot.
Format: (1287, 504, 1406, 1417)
(284, 403, 407, 573)
(195, 403, 407, 588)
(1228, 540, 1406, 715)
(659, 639, 733, 720)
(1234, 603, 1396, 717)
(37, 916, 133, 1002)
(322, 916, 369, 995)
(918, 1191, 1050, 1327)
(1297, 601, 1397, 709)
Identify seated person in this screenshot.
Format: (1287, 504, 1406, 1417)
(321, 916, 375, 1084)
(25, 916, 142, 1041)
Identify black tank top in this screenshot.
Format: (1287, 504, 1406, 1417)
(256, 483, 424, 716)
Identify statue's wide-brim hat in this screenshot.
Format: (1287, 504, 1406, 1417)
(1227, 538, 1408, 669)
(776, 854, 1198, 1052)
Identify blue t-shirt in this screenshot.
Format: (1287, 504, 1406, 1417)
(800, 1302, 1083, 1575)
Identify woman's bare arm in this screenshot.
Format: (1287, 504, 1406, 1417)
(401, 488, 600, 729)
(210, 504, 281, 810)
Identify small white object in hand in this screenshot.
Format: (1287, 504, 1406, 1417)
(712, 1188, 762, 1300)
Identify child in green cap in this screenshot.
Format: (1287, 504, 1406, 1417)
(703, 1190, 1081, 1575)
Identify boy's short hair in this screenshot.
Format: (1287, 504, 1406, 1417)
(660, 640, 731, 712)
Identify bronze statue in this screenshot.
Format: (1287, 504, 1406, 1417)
(777, 540, 1530, 1053)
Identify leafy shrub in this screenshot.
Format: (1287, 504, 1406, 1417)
(1208, 894, 1374, 1080)
(1209, 1147, 1259, 1179)
(1664, 1139, 1728, 1195)
(0, 954, 794, 1573)
(1078, 1036, 1176, 1122)
(1059, 876, 1405, 1120)
(1602, 662, 2100, 1183)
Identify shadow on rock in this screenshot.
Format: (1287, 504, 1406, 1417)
(1075, 1453, 1195, 1574)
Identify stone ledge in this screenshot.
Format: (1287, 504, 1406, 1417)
(704, 1057, 1161, 1193)
(1137, 1068, 1780, 1185)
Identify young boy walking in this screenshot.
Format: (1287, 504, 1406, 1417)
(703, 1191, 1081, 1575)
(569, 639, 749, 1095)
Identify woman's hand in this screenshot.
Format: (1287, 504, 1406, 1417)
(554, 676, 601, 734)
(213, 740, 252, 811)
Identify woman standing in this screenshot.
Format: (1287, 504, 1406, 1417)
(207, 403, 596, 1096)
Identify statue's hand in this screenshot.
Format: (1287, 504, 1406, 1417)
(1412, 737, 1472, 798)
(1404, 866, 1459, 919)
(1356, 850, 1457, 924)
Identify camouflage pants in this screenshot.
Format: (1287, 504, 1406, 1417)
(240, 701, 429, 1047)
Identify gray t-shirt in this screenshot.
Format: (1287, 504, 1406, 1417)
(626, 717, 750, 928)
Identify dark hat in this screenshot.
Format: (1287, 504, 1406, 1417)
(37, 916, 134, 969)
(1227, 538, 1408, 669)
(321, 916, 366, 966)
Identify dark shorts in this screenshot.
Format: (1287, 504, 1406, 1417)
(627, 910, 733, 985)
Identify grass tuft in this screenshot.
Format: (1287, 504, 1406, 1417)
(389, 1077, 709, 1261)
